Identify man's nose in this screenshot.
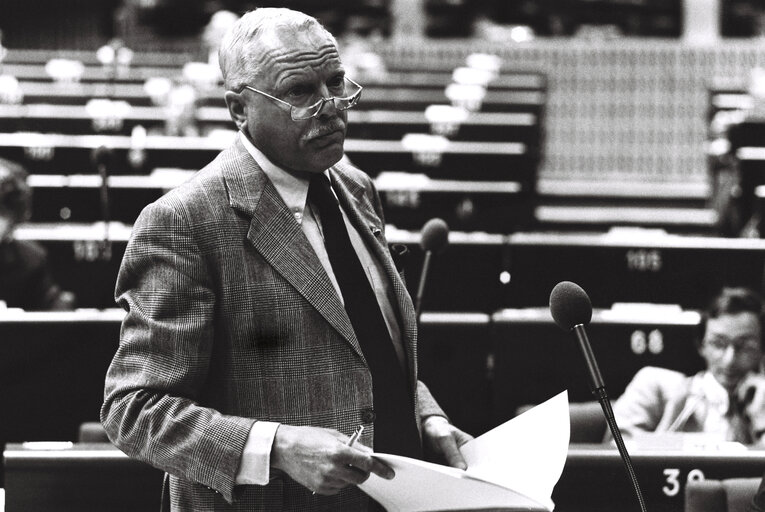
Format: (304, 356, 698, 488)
(316, 96, 339, 120)
(720, 345, 738, 365)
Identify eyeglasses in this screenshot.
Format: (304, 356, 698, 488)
(705, 335, 762, 354)
(239, 76, 362, 121)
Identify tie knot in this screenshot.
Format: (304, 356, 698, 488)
(309, 173, 331, 191)
(308, 173, 336, 211)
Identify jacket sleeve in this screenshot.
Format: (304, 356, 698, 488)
(607, 367, 672, 441)
(100, 200, 255, 504)
(739, 373, 765, 445)
(416, 380, 447, 420)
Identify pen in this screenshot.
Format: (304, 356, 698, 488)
(347, 425, 364, 447)
(312, 425, 365, 496)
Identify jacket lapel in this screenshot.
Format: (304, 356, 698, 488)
(330, 162, 418, 385)
(219, 139, 363, 358)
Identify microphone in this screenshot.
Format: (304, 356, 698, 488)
(92, 145, 112, 260)
(549, 281, 647, 512)
(549, 281, 604, 394)
(415, 218, 449, 322)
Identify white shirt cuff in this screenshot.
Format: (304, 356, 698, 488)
(235, 420, 281, 485)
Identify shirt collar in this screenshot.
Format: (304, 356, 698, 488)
(699, 371, 731, 413)
(238, 131, 329, 221)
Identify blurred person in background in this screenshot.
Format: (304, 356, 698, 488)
(0, 157, 75, 310)
(609, 287, 765, 446)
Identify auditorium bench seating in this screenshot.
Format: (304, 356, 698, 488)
(534, 178, 716, 235)
(3, 442, 164, 512)
(25, 170, 529, 232)
(0, 132, 530, 181)
(490, 306, 705, 423)
(0, 104, 538, 144)
(77, 421, 110, 444)
(15, 221, 765, 311)
(505, 231, 765, 310)
(0, 306, 706, 470)
(13, 223, 508, 311)
(11, 79, 543, 113)
(707, 77, 765, 236)
(515, 401, 607, 444)
(685, 478, 761, 512)
(1, 51, 546, 236)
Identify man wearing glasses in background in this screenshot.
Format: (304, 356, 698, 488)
(101, 7, 471, 512)
(608, 287, 765, 446)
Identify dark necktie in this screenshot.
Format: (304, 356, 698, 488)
(308, 173, 422, 459)
(726, 392, 753, 444)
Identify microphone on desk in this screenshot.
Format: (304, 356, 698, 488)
(415, 218, 449, 323)
(92, 145, 112, 260)
(549, 281, 648, 512)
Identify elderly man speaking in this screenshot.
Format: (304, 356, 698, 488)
(101, 7, 472, 512)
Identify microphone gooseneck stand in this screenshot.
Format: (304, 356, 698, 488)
(573, 324, 648, 512)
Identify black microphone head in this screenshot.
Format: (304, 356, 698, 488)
(420, 218, 449, 254)
(549, 281, 593, 330)
(92, 145, 112, 167)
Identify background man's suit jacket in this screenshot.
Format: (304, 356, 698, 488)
(101, 138, 446, 511)
(609, 366, 765, 445)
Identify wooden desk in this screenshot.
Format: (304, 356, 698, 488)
(5, 441, 762, 512)
(3, 442, 163, 512)
(0, 132, 530, 181)
(490, 307, 704, 423)
(505, 231, 765, 310)
(0, 104, 539, 144)
(14, 80, 544, 113)
(555, 444, 765, 512)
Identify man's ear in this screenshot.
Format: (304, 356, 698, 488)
(224, 91, 248, 132)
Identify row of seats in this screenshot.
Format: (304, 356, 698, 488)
(0, 51, 547, 237)
(1, 48, 730, 235)
(0, 307, 704, 455)
(14, 224, 765, 311)
(0, 306, 751, 511)
(707, 78, 765, 237)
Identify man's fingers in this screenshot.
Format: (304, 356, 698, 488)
(369, 457, 395, 480)
(455, 430, 475, 447)
(437, 435, 467, 470)
(344, 448, 395, 480)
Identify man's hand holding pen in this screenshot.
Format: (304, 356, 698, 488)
(271, 424, 395, 495)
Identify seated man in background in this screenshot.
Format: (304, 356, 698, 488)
(610, 287, 765, 445)
(0, 157, 75, 310)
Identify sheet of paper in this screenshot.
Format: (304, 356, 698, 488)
(360, 453, 548, 512)
(460, 390, 571, 509)
(358, 391, 570, 512)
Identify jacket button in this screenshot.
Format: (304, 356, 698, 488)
(361, 408, 376, 423)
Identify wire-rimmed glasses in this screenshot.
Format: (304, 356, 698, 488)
(240, 76, 362, 121)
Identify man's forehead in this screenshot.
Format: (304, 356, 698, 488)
(707, 312, 761, 334)
(247, 24, 340, 80)
(259, 24, 336, 56)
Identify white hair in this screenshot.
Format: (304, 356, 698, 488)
(218, 7, 337, 91)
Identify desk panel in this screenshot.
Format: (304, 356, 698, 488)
(0, 311, 124, 486)
(0, 133, 531, 183)
(555, 445, 765, 512)
(387, 229, 509, 312)
(6, 442, 762, 512)
(491, 308, 705, 423)
(506, 233, 765, 310)
(0, 105, 540, 145)
(3, 443, 164, 512)
(418, 313, 493, 436)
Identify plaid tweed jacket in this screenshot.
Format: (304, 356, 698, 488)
(101, 138, 445, 511)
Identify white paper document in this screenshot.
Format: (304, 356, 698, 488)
(359, 391, 571, 512)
